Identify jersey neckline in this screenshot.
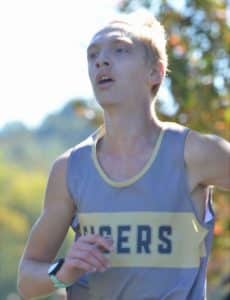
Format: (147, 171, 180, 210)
(91, 125, 166, 188)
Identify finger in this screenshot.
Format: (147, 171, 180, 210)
(98, 236, 114, 253)
(74, 249, 108, 272)
(77, 243, 111, 268)
(80, 234, 114, 252)
(65, 256, 97, 273)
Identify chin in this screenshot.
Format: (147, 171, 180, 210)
(95, 95, 121, 108)
(97, 101, 119, 110)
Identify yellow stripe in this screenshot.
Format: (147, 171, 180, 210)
(79, 212, 208, 268)
(91, 127, 165, 187)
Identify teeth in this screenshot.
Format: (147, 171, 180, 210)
(97, 75, 113, 84)
(101, 76, 109, 80)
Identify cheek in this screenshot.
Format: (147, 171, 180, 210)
(88, 66, 95, 85)
(123, 64, 148, 83)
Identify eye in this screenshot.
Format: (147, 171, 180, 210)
(115, 47, 125, 53)
(87, 51, 98, 60)
(114, 44, 130, 54)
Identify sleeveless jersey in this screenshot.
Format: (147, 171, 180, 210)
(66, 123, 215, 300)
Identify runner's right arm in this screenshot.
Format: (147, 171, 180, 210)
(17, 153, 113, 300)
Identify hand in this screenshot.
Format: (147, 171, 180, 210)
(57, 234, 114, 284)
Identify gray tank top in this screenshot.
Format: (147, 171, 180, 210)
(66, 123, 214, 300)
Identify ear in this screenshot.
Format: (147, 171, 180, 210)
(148, 61, 164, 88)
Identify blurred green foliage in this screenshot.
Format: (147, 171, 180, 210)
(0, 100, 97, 171)
(0, 160, 44, 299)
(0, 100, 97, 299)
(0, 155, 75, 300)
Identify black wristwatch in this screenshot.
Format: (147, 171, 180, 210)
(48, 258, 72, 289)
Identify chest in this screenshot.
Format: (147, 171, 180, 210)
(97, 149, 153, 182)
(96, 153, 206, 223)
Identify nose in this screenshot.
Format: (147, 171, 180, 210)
(95, 51, 110, 68)
(96, 60, 110, 68)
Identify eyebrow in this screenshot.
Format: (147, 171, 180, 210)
(87, 37, 133, 52)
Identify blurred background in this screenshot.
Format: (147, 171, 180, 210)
(0, 0, 229, 299)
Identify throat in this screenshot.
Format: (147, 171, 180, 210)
(97, 148, 153, 182)
(93, 127, 164, 184)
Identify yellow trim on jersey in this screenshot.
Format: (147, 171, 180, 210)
(91, 127, 165, 187)
(79, 212, 208, 269)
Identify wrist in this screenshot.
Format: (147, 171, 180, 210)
(48, 258, 74, 289)
(56, 266, 76, 287)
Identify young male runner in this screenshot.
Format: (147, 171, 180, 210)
(18, 11, 230, 300)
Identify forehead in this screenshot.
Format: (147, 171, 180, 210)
(87, 25, 137, 49)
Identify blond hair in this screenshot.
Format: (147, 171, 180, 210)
(108, 10, 168, 97)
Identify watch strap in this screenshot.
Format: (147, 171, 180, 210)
(49, 274, 73, 289)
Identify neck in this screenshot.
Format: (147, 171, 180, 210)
(99, 104, 162, 156)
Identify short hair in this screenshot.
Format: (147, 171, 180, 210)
(107, 10, 168, 97)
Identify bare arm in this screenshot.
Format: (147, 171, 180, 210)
(17, 153, 114, 300)
(185, 130, 230, 191)
(17, 153, 76, 299)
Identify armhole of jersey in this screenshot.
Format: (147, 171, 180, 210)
(204, 187, 215, 224)
(181, 128, 215, 229)
(65, 147, 81, 234)
(66, 132, 98, 233)
(66, 147, 79, 209)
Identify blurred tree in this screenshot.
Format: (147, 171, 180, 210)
(0, 99, 97, 171)
(0, 159, 74, 299)
(118, 0, 230, 137)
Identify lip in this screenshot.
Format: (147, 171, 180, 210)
(97, 80, 114, 90)
(95, 72, 115, 86)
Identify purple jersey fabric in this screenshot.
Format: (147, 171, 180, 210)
(66, 123, 215, 300)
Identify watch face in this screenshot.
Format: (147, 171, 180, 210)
(48, 262, 59, 274)
(48, 259, 64, 275)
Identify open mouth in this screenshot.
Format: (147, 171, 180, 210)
(98, 76, 114, 85)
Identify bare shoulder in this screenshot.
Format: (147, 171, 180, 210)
(185, 129, 229, 164)
(50, 148, 72, 176)
(184, 129, 230, 190)
(44, 148, 74, 210)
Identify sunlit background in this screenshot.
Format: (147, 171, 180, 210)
(0, 0, 119, 129)
(0, 0, 184, 130)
